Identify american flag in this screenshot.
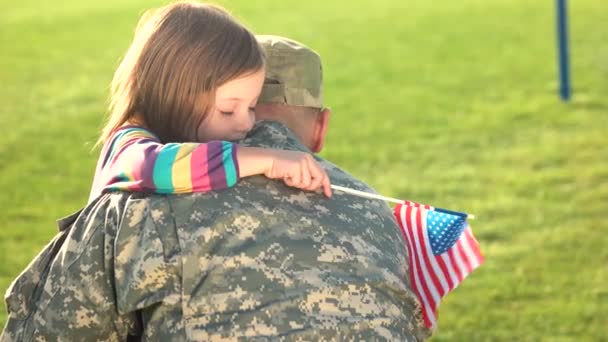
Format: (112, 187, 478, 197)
(394, 201, 484, 329)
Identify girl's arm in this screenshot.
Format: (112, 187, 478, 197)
(97, 126, 331, 197)
(98, 127, 239, 194)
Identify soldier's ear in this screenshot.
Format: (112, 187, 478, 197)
(311, 108, 330, 153)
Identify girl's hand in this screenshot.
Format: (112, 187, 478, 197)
(265, 150, 332, 198)
(237, 146, 332, 197)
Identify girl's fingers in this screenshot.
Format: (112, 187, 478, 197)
(289, 167, 301, 187)
(307, 157, 331, 197)
(307, 158, 324, 191)
(309, 172, 323, 192)
(283, 176, 294, 187)
(278, 153, 330, 197)
(300, 158, 312, 189)
(322, 173, 332, 198)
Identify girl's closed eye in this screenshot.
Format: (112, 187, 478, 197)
(220, 107, 254, 116)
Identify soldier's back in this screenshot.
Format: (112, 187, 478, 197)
(137, 121, 429, 340)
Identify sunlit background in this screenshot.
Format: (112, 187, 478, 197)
(1, 0, 607, 339)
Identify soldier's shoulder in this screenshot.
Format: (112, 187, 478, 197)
(241, 121, 307, 152)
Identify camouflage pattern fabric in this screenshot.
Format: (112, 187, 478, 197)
(1, 196, 139, 341)
(2, 121, 430, 341)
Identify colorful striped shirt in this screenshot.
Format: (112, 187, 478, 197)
(89, 126, 240, 202)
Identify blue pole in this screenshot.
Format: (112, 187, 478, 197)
(556, 0, 571, 101)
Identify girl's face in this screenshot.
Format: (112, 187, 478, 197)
(197, 69, 265, 142)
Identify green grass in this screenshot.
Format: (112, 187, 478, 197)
(1, 0, 607, 340)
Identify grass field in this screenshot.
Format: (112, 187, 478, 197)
(1, 0, 607, 340)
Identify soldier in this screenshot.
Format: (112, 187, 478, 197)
(2, 36, 430, 341)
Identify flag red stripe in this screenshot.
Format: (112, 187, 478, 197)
(418, 209, 450, 296)
(434, 253, 454, 290)
(402, 226, 435, 328)
(461, 227, 480, 272)
(465, 228, 484, 265)
(406, 206, 434, 326)
(456, 239, 473, 275)
(447, 248, 465, 283)
(400, 207, 434, 328)
(439, 253, 460, 290)
(396, 206, 421, 316)
(396, 206, 427, 319)
(411, 206, 440, 306)
(415, 209, 448, 298)
(405, 205, 436, 327)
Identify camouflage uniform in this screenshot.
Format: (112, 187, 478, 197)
(2, 121, 429, 341)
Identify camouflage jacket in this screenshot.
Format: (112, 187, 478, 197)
(2, 121, 429, 341)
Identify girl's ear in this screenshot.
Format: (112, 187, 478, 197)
(311, 108, 331, 153)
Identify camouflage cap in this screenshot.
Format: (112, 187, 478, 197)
(257, 35, 323, 108)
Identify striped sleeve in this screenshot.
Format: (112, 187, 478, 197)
(94, 127, 241, 195)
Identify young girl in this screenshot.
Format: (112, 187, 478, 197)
(89, 1, 332, 202)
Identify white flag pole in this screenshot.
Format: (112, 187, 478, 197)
(330, 185, 405, 204)
(330, 184, 476, 219)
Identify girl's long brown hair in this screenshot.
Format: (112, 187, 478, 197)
(100, 1, 264, 144)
